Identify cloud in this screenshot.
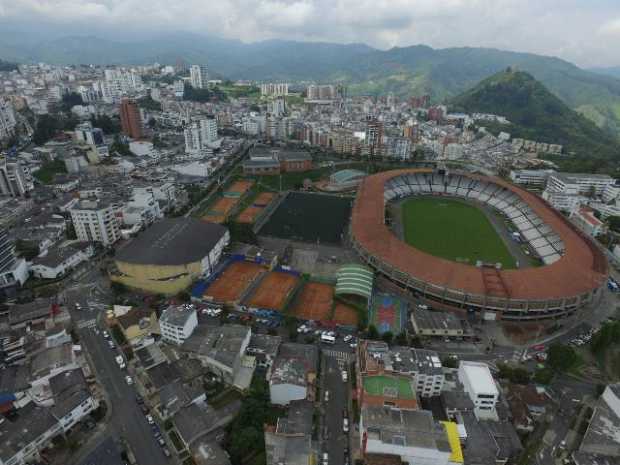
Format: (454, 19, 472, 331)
(0, 0, 618, 67)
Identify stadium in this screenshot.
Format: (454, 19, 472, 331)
(350, 168, 608, 321)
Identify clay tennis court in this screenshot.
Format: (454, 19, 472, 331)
(204, 261, 265, 303)
(237, 192, 276, 224)
(291, 282, 334, 321)
(227, 180, 254, 195)
(202, 197, 238, 223)
(332, 303, 359, 326)
(245, 271, 299, 311)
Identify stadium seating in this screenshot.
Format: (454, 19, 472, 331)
(385, 173, 566, 264)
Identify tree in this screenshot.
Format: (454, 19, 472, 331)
(110, 135, 132, 157)
(33, 114, 62, 144)
(366, 325, 379, 340)
(15, 240, 40, 261)
(176, 290, 190, 303)
(90, 115, 121, 134)
(547, 343, 577, 372)
(381, 331, 394, 344)
(61, 92, 84, 112)
(608, 216, 620, 233)
(395, 332, 408, 346)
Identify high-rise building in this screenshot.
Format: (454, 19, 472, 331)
(260, 83, 289, 97)
(184, 116, 218, 155)
(199, 116, 218, 144)
(69, 199, 120, 246)
(74, 121, 104, 147)
(0, 158, 34, 197)
(189, 64, 209, 89)
(0, 228, 28, 290)
(0, 229, 16, 276)
(365, 118, 384, 157)
(0, 99, 17, 142)
(306, 84, 337, 100)
(119, 98, 143, 139)
(269, 97, 286, 117)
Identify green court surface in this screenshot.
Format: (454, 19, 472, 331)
(363, 375, 415, 399)
(402, 197, 517, 269)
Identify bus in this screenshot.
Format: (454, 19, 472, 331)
(320, 333, 336, 344)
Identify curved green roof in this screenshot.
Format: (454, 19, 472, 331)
(335, 264, 374, 301)
(330, 169, 366, 185)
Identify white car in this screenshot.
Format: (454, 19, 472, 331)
(116, 355, 126, 369)
(107, 340, 116, 349)
(102, 331, 110, 339)
(343, 418, 349, 433)
(146, 414, 155, 425)
(343, 335, 353, 343)
(324, 390, 330, 402)
(125, 376, 133, 385)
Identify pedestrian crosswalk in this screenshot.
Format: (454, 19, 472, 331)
(322, 349, 354, 362)
(77, 318, 97, 329)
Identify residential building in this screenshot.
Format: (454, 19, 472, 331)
(547, 172, 615, 197)
(69, 199, 120, 246)
(260, 83, 289, 97)
(306, 84, 337, 101)
(181, 324, 252, 388)
(49, 369, 99, 432)
(264, 400, 314, 465)
(190, 65, 209, 89)
(0, 228, 28, 292)
(269, 343, 318, 406)
(119, 97, 143, 139)
(269, 97, 286, 117)
(365, 119, 384, 157)
(541, 189, 586, 212)
(571, 206, 608, 237)
(0, 98, 17, 142)
(116, 307, 159, 347)
(159, 304, 198, 345)
(360, 406, 463, 465)
(0, 158, 34, 197)
(411, 308, 470, 338)
(74, 121, 104, 147)
(509, 169, 555, 189)
(457, 361, 499, 420)
(30, 242, 94, 279)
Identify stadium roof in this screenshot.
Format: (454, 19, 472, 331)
(330, 169, 366, 184)
(115, 218, 228, 266)
(335, 264, 373, 300)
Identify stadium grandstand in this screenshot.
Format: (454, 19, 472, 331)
(350, 169, 608, 321)
(335, 264, 374, 302)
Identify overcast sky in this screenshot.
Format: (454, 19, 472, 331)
(1, 0, 620, 67)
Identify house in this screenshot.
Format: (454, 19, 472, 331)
(181, 324, 252, 388)
(269, 343, 318, 406)
(264, 400, 314, 465)
(30, 343, 78, 388)
(159, 379, 205, 419)
(248, 333, 281, 370)
(49, 368, 99, 432)
(30, 242, 94, 279)
(506, 384, 550, 433)
(173, 401, 241, 450)
(457, 361, 499, 420)
(159, 304, 198, 345)
(116, 307, 159, 347)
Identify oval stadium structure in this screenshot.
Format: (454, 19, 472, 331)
(350, 169, 608, 320)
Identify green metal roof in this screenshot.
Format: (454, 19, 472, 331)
(330, 169, 366, 184)
(335, 264, 373, 300)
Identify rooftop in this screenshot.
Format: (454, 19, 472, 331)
(181, 324, 250, 368)
(115, 217, 227, 266)
(160, 304, 196, 328)
(412, 308, 466, 333)
(363, 375, 415, 400)
(270, 343, 318, 387)
(459, 361, 498, 396)
(0, 403, 59, 463)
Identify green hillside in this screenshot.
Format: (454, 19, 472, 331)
(450, 69, 620, 164)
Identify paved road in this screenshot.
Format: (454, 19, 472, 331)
(64, 269, 171, 465)
(322, 351, 352, 465)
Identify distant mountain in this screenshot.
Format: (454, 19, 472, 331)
(1, 31, 620, 137)
(450, 69, 619, 162)
(0, 59, 17, 72)
(588, 66, 620, 79)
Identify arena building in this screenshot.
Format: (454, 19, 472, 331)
(350, 169, 608, 321)
(112, 218, 229, 295)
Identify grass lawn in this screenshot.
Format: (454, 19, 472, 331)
(402, 197, 517, 269)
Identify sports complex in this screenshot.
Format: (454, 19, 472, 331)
(350, 169, 608, 321)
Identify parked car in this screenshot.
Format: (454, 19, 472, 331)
(162, 447, 171, 457)
(108, 340, 116, 349)
(343, 418, 349, 433)
(102, 331, 110, 339)
(146, 414, 155, 425)
(343, 335, 353, 343)
(341, 370, 348, 383)
(125, 376, 133, 385)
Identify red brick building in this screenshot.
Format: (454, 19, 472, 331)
(119, 98, 143, 139)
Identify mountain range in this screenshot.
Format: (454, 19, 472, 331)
(1, 30, 620, 138)
(450, 70, 619, 163)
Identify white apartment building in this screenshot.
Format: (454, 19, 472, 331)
(0, 99, 17, 141)
(603, 184, 620, 203)
(189, 64, 209, 89)
(184, 117, 218, 155)
(122, 188, 163, 226)
(160, 304, 198, 345)
(69, 199, 120, 246)
(269, 97, 286, 117)
(547, 172, 615, 196)
(260, 83, 289, 96)
(541, 190, 586, 212)
(410, 349, 444, 398)
(458, 361, 499, 420)
(570, 206, 607, 238)
(0, 159, 34, 197)
(384, 136, 412, 160)
(509, 169, 556, 188)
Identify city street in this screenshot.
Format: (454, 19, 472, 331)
(63, 267, 171, 465)
(321, 350, 353, 465)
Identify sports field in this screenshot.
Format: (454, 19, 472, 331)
(363, 375, 414, 399)
(237, 192, 276, 224)
(291, 282, 334, 321)
(204, 261, 265, 303)
(369, 293, 407, 334)
(245, 271, 299, 311)
(332, 303, 359, 326)
(402, 197, 517, 268)
(202, 197, 238, 224)
(259, 192, 352, 244)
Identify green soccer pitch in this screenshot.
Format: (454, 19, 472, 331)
(401, 197, 517, 269)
